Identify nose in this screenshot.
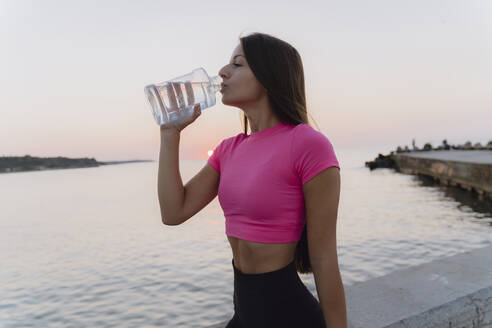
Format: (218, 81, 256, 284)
(219, 64, 230, 80)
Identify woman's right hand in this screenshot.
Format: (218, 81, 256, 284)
(160, 103, 202, 133)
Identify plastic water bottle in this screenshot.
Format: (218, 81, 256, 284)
(144, 67, 221, 126)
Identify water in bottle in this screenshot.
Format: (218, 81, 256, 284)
(144, 68, 221, 126)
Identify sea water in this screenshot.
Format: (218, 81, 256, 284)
(1, 149, 491, 327)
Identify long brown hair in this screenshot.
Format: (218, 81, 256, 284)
(239, 32, 320, 274)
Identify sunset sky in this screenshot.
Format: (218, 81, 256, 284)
(1, 0, 491, 161)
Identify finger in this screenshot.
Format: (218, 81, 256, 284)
(173, 82, 185, 109)
(166, 83, 178, 111)
(185, 81, 195, 105)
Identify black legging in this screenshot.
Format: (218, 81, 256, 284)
(225, 258, 326, 328)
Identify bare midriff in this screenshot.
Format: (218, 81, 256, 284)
(227, 236, 298, 274)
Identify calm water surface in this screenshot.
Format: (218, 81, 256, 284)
(1, 148, 491, 327)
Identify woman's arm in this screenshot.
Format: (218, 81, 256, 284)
(158, 129, 185, 225)
(303, 166, 347, 327)
(158, 104, 202, 225)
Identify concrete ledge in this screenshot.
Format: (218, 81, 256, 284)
(385, 286, 492, 328)
(346, 244, 492, 327)
(209, 245, 492, 327)
(393, 150, 492, 200)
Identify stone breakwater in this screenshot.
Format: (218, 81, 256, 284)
(393, 150, 492, 201)
(365, 149, 492, 201)
(366, 140, 492, 171)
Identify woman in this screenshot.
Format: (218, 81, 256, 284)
(158, 32, 347, 327)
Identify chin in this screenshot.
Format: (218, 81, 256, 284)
(221, 95, 234, 106)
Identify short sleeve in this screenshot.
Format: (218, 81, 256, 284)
(207, 139, 225, 173)
(291, 125, 340, 185)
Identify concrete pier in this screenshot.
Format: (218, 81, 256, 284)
(345, 244, 492, 328)
(208, 244, 492, 327)
(393, 150, 492, 200)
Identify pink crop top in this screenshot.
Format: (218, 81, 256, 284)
(207, 122, 340, 243)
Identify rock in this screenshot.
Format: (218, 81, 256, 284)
(365, 153, 397, 170)
(423, 143, 433, 151)
(441, 139, 450, 150)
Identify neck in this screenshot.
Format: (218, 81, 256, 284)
(240, 95, 280, 134)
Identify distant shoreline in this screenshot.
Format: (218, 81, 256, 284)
(100, 160, 155, 165)
(0, 156, 154, 174)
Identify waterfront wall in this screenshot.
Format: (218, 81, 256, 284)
(393, 153, 492, 200)
(209, 244, 492, 327)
